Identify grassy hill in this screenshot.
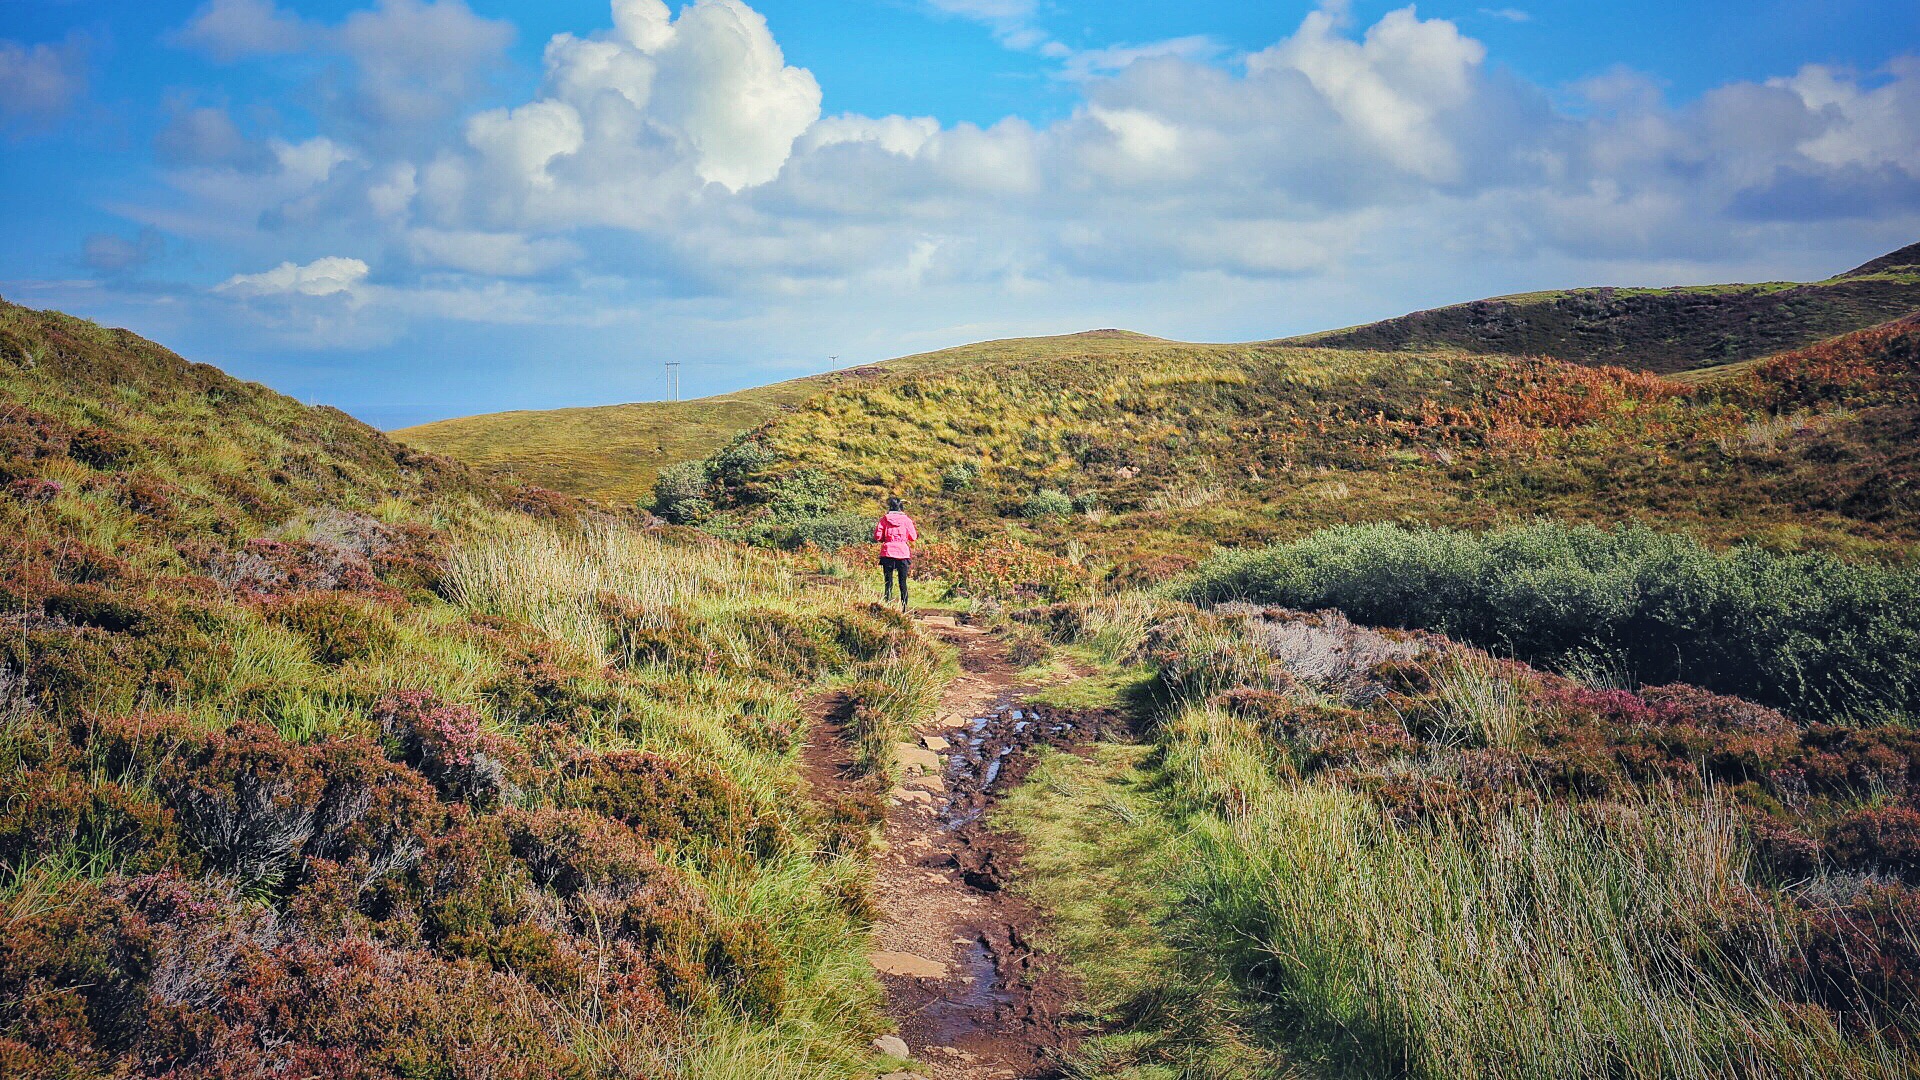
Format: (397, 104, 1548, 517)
(1283, 242, 1920, 371)
(658, 316, 1920, 589)
(394, 329, 1181, 503)
(0, 297, 944, 1077)
(396, 247, 1918, 505)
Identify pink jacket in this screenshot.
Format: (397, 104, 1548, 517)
(874, 511, 918, 560)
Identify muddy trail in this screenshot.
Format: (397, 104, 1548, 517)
(805, 614, 1123, 1079)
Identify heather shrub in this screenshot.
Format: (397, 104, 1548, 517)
(1827, 807, 1920, 881)
(0, 769, 191, 877)
(157, 722, 440, 895)
(564, 749, 786, 859)
(1178, 521, 1920, 722)
(261, 591, 399, 666)
(372, 691, 523, 808)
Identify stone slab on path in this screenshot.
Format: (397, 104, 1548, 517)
(870, 950, 949, 978)
(895, 741, 943, 774)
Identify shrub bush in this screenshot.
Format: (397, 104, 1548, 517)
(261, 592, 399, 666)
(651, 460, 713, 524)
(761, 467, 842, 518)
(1019, 488, 1074, 519)
(1177, 521, 1920, 722)
(940, 461, 978, 492)
(760, 511, 871, 552)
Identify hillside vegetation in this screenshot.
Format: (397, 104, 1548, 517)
(1285, 242, 1920, 372)
(0, 298, 942, 1077)
(1009, 595, 1920, 1077)
(663, 316, 1920, 589)
(394, 330, 1180, 503)
(394, 246, 1918, 502)
(6, 279, 1920, 1080)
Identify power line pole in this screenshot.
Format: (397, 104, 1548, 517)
(828, 355, 838, 373)
(664, 362, 681, 402)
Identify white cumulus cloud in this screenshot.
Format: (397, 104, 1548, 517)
(120, 0, 1919, 379)
(217, 256, 371, 298)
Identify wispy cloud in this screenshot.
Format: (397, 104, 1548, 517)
(1479, 7, 1533, 23)
(0, 33, 89, 125)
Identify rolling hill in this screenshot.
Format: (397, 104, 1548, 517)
(668, 316, 1920, 585)
(395, 245, 1920, 504)
(393, 329, 1182, 503)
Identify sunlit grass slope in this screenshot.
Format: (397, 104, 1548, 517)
(678, 317, 1920, 585)
(0, 298, 944, 1078)
(393, 329, 1180, 503)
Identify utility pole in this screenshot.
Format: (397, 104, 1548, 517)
(664, 361, 681, 402)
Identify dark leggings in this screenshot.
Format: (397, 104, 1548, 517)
(880, 557, 910, 609)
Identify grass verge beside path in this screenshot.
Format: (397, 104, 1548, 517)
(996, 738, 1300, 1079)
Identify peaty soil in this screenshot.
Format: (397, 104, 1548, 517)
(805, 614, 1123, 1079)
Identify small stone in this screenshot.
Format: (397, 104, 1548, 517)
(894, 743, 942, 774)
(872, 1034, 911, 1059)
(870, 951, 947, 978)
(906, 773, 945, 793)
(922, 734, 950, 751)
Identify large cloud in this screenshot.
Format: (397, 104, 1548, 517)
(426, 0, 821, 234)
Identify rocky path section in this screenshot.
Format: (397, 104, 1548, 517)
(827, 614, 1116, 1080)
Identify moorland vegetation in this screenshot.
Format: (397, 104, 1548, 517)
(656, 316, 1920, 593)
(5, 247, 1920, 1080)
(999, 592, 1920, 1077)
(0, 298, 943, 1077)
(392, 245, 1920, 504)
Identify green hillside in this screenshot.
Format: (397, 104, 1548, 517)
(0, 298, 944, 1077)
(394, 329, 1180, 503)
(1282, 242, 1920, 371)
(396, 248, 1918, 506)
(664, 315, 1920, 584)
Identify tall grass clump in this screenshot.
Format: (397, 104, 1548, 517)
(842, 651, 949, 776)
(1176, 521, 1920, 721)
(446, 516, 783, 661)
(1170, 737, 1905, 1080)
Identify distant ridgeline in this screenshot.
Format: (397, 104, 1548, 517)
(1283, 242, 1920, 372)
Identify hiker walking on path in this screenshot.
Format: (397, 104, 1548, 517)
(875, 497, 918, 612)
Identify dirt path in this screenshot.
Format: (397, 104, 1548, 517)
(806, 614, 1109, 1079)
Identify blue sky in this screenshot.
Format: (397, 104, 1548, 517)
(3, 0, 1918, 428)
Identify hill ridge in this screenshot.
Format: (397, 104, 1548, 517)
(396, 242, 1919, 504)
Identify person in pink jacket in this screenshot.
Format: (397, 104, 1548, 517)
(873, 496, 919, 612)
